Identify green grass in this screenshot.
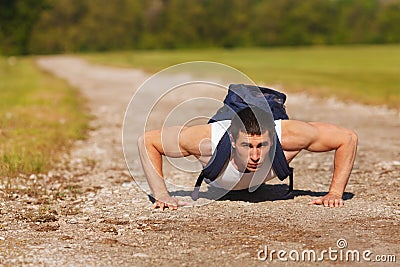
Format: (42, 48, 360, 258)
(0, 56, 89, 180)
(83, 45, 400, 109)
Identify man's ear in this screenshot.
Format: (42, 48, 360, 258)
(230, 133, 236, 148)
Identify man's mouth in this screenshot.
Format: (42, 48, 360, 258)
(247, 163, 259, 169)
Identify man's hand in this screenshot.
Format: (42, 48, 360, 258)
(308, 192, 344, 208)
(152, 195, 192, 211)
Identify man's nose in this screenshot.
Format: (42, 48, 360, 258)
(250, 147, 260, 162)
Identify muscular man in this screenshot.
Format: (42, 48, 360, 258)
(138, 107, 358, 210)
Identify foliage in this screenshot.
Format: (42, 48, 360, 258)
(0, 0, 50, 55)
(83, 45, 400, 109)
(0, 56, 88, 178)
(1, 0, 400, 55)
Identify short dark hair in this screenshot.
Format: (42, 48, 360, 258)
(231, 107, 275, 141)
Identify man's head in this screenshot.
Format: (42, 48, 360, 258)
(230, 107, 275, 172)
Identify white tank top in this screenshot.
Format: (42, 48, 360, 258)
(205, 120, 282, 191)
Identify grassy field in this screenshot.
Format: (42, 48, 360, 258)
(0, 56, 88, 185)
(83, 45, 400, 109)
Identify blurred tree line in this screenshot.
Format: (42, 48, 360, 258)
(1, 0, 400, 55)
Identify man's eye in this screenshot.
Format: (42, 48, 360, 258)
(257, 143, 269, 148)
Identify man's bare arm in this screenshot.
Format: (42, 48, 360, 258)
(281, 120, 358, 207)
(137, 124, 211, 210)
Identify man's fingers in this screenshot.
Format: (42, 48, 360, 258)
(334, 199, 340, 207)
(177, 200, 193, 207)
(152, 199, 180, 211)
(152, 197, 193, 210)
(308, 198, 323, 205)
(309, 198, 344, 207)
(168, 203, 178, 210)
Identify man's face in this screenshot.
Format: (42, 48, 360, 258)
(231, 130, 272, 172)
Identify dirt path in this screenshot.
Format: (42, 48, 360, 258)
(1, 56, 399, 266)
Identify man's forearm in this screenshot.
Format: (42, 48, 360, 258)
(328, 131, 358, 197)
(137, 135, 170, 199)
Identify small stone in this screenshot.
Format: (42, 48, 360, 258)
(33, 222, 60, 232)
(132, 253, 150, 258)
(122, 182, 132, 188)
(235, 252, 250, 259)
(102, 226, 118, 234)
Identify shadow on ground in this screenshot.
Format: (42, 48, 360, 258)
(152, 184, 354, 204)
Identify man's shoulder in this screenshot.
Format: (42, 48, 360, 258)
(179, 124, 212, 157)
(180, 124, 212, 140)
(281, 119, 306, 128)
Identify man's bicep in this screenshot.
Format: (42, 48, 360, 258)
(281, 120, 317, 151)
(307, 122, 354, 152)
(147, 124, 210, 158)
(281, 120, 343, 152)
(179, 124, 211, 157)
